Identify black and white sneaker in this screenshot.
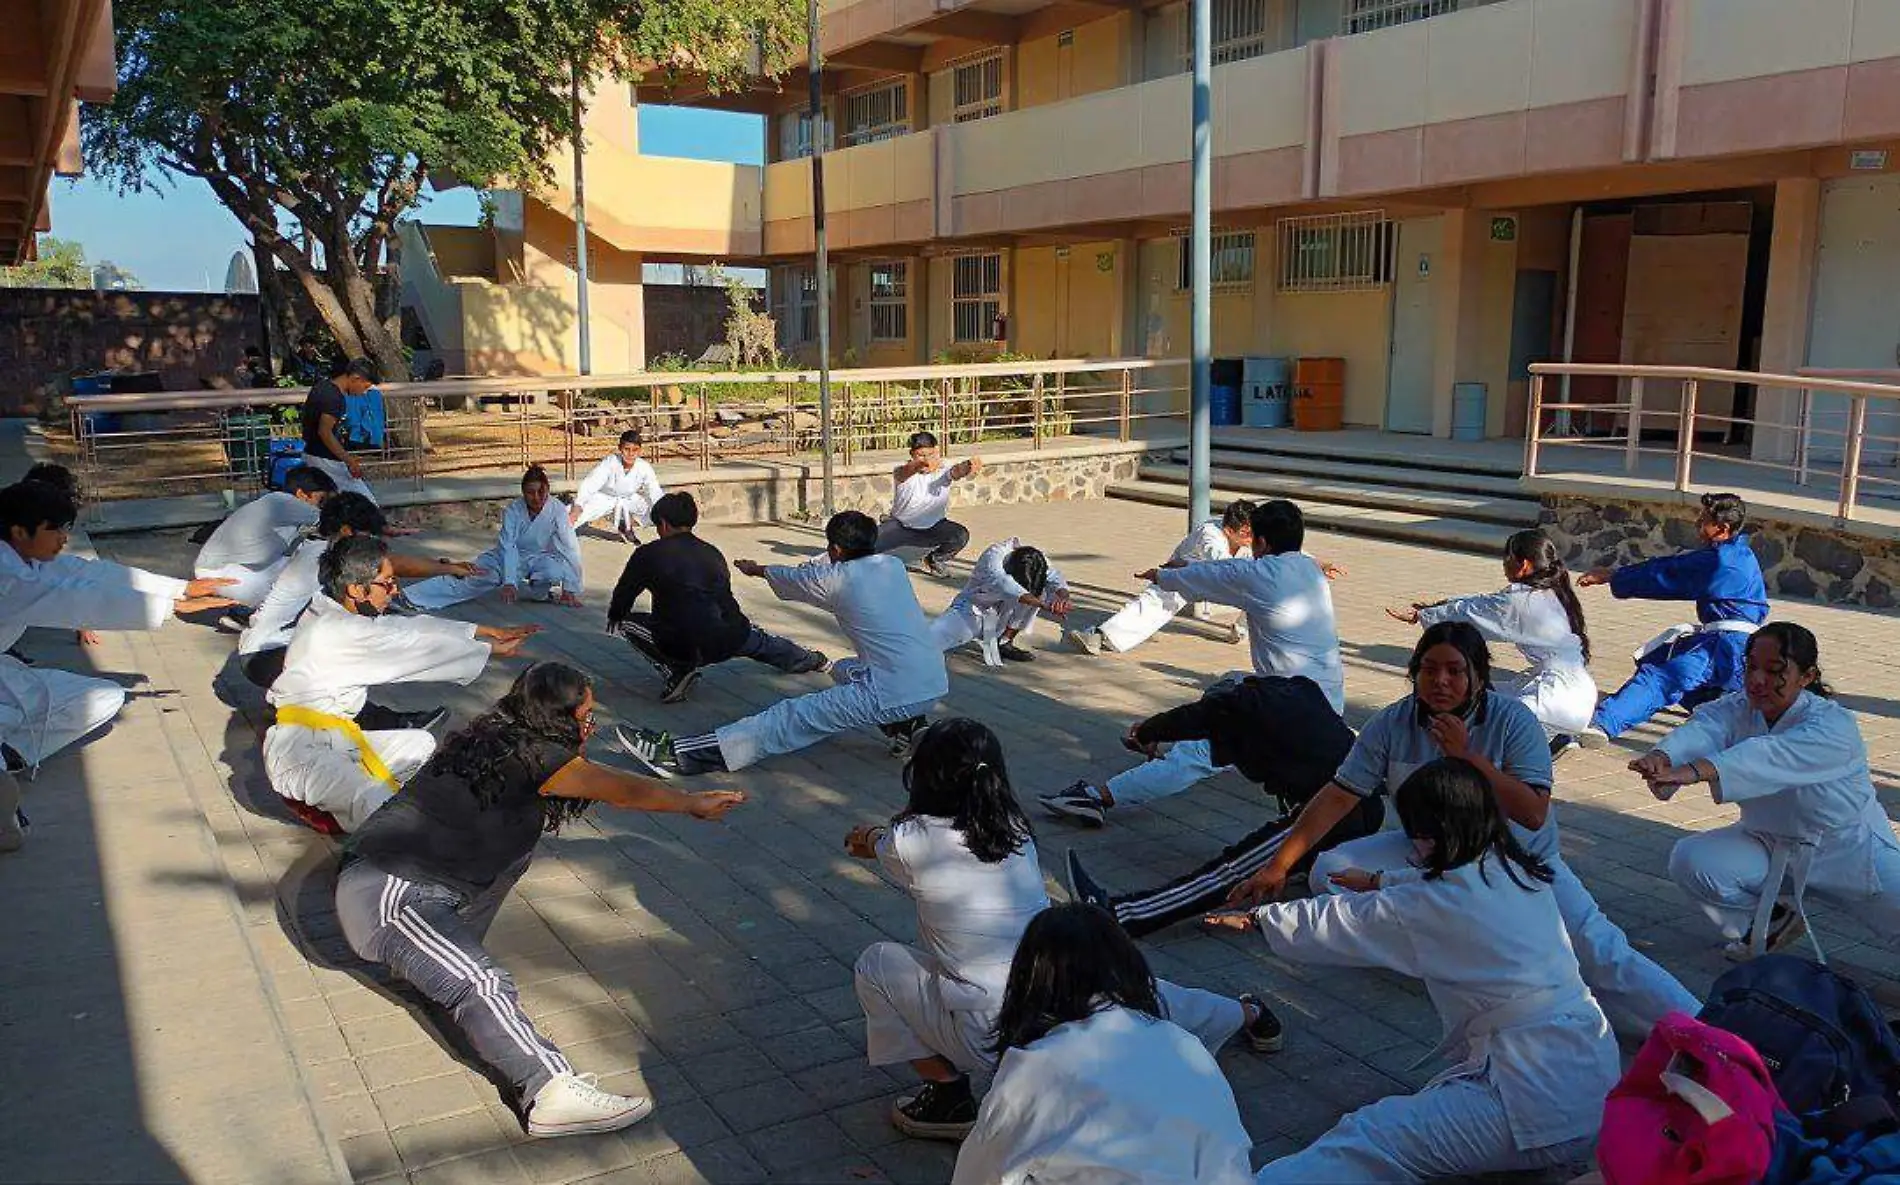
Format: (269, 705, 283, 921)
(1065, 849, 1113, 912)
(612, 725, 678, 780)
(996, 641, 1034, 663)
(1039, 780, 1108, 827)
(890, 1077, 977, 1141)
(1549, 734, 1582, 762)
(920, 556, 950, 579)
(660, 667, 701, 705)
(1238, 993, 1285, 1053)
(217, 605, 255, 632)
(880, 716, 926, 759)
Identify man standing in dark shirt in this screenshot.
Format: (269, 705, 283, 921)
(302, 357, 378, 500)
(608, 492, 829, 703)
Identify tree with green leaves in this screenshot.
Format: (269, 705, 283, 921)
(0, 237, 91, 289)
(86, 0, 800, 378)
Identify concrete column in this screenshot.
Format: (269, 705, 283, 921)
(1753, 177, 1822, 463)
(1430, 209, 1490, 438)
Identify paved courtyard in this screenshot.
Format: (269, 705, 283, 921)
(4, 495, 1899, 1184)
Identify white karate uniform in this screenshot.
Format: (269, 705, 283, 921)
(192, 491, 319, 607)
(712, 554, 948, 770)
(405, 498, 583, 610)
(1097, 519, 1241, 653)
(953, 1006, 1254, 1185)
(571, 454, 664, 533)
(856, 821, 1243, 1074)
(888, 464, 960, 529)
(0, 546, 187, 769)
(239, 537, 326, 658)
(302, 455, 375, 502)
(1418, 585, 1597, 735)
(929, 537, 1070, 665)
(1152, 552, 1345, 714)
(1655, 690, 1900, 946)
(1253, 855, 1620, 1181)
(263, 594, 492, 831)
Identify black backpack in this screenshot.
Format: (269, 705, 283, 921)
(1699, 955, 1900, 1114)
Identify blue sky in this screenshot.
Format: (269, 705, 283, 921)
(43, 105, 765, 292)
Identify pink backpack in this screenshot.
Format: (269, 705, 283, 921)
(1600, 1011, 1785, 1185)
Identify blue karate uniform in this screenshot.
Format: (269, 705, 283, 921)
(1592, 534, 1768, 737)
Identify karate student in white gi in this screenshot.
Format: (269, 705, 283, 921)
(846, 719, 1280, 1142)
(952, 902, 1255, 1184)
(928, 538, 1072, 665)
(192, 465, 336, 608)
(1068, 499, 1255, 655)
(1637, 622, 1900, 960)
(570, 429, 664, 542)
(1225, 622, 1701, 1037)
(614, 511, 948, 775)
(264, 535, 537, 834)
(1210, 758, 1620, 1181)
(1038, 500, 1344, 826)
(407, 466, 584, 609)
(874, 431, 982, 577)
(1389, 529, 1598, 758)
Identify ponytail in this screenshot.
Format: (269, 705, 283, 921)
(1505, 529, 1591, 661)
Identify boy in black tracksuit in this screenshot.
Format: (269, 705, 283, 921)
(1066, 675, 1380, 936)
(607, 492, 828, 703)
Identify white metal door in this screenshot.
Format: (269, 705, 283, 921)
(1807, 176, 1900, 466)
(1386, 216, 1441, 434)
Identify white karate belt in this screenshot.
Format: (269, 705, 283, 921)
(1748, 832, 1825, 963)
(1632, 618, 1759, 663)
(975, 605, 1005, 668)
(1414, 982, 1592, 1074)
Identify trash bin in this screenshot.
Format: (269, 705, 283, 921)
(1242, 357, 1291, 428)
(222, 411, 275, 482)
(1292, 357, 1345, 431)
(1212, 383, 1242, 426)
(1451, 382, 1488, 441)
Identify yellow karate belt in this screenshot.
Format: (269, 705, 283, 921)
(274, 705, 401, 791)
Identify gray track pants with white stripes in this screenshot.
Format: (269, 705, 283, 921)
(336, 855, 571, 1104)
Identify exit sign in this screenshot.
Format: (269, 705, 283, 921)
(1490, 216, 1518, 242)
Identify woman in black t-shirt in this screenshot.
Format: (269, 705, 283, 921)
(337, 662, 745, 1140)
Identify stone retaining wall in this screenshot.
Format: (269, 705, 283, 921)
(1539, 494, 1900, 608)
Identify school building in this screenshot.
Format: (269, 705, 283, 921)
(401, 0, 1900, 463)
(1, 0, 116, 265)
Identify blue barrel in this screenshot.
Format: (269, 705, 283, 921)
(1212, 383, 1242, 427)
(1451, 382, 1488, 441)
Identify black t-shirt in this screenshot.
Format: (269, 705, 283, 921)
(301, 379, 347, 460)
(607, 532, 752, 662)
(345, 738, 581, 895)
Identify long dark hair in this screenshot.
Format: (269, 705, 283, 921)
(1747, 622, 1834, 698)
(1003, 546, 1049, 598)
(1409, 621, 1493, 709)
(1505, 529, 1590, 661)
(896, 717, 1032, 864)
(1395, 758, 1553, 891)
(989, 903, 1162, 1056)
(426, 662, 593, 831)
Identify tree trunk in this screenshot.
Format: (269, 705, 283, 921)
(252, 239, 300, 373)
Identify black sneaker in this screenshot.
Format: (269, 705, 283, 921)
(612, 725, 678, 780)
(1239, 993, 1284, 1053)
(1065, 849, 1113, 912)
(660, 667, 701, 705)
(880, 716, 925, 759)
(920, 556, 951, 579)
(791, 650, 831, 675)
(890, 1077, 977, 1141)
(217, 605, 255, 632)
(1, 744, 23, 774)
(1039, 780, 1108, 827)
(1549, 734, 1582, 762)
(996, 641, 1034, 663)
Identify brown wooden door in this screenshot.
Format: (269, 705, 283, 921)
(1571, 214, 1631, 413)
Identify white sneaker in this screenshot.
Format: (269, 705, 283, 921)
(1224, 621, 1247, 645)
(1577, 726, 1611, 750)
(1066, 628, 1103, 656)
(527, 1072, 654, 1138)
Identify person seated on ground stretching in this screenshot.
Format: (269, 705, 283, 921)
(614, 510, 947, 775)
(874, 431, 982, 577)
(192, 465, 336, 609)
(1578, 491, 1768, 746)
(264, 535, 536, 834)
(929, 537, 1071, 665)
(605, 491, 828, 704)
(847, 719, 1280, 1144)
(1637, 621, 1900, 961)
(570, 429, 664, 542)
(406, 466, 583, 610)
(339, 662, 745, 1138)
(1069, 499, 1256, 655)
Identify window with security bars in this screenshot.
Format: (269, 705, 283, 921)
(1342, 0, 1464, 35)
(1276, 212, 1395, 292)
(841, 81, 908, 147)
(868, 262, 908, 341)
(779, 267, 820, 345)
(952, 53, 1005, 123)
(951, 254, 1002, 343)
(777, 109, 832, 160)
(1176, 0, 1273, 69)
(1175, 229, 1256, 293)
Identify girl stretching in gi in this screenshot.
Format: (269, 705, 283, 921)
(928, 538, 1071, 664)
(1637, 622, 1900, 960)
(847, 718, 1281, 1142)
(1387, 529, 1597, 758)
(951, 903, 1254, 1185)
(1210, 758, 1619, 1180)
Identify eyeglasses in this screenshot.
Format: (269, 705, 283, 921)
(367, 577, 400, 594)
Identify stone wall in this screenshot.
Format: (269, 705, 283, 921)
(643, 284, 730, 364)
(1539, 494, 1900, 608)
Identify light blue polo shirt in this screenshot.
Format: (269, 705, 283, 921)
(1333, 689, 1558, 860)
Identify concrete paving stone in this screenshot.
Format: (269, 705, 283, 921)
(676, 1043, 785, 1095)
(706, 1075, 829, 1134)
(389, 1107, 519, 1172)
(739, 1113, 860, 1175)
(865, 1138, 961, 1185)
(508, 1125, 645, 1185)
(407, 1146, 531, 1185)
(340, 1131, 404, 1181)
(617, 1097, 733, 1162)
(641, 1013, 753, 1063)
(631, 1139, 768, 1185)
(371, 1072, 491, 1130)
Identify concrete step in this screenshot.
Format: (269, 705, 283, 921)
(1185, 447, 1538, 502)
(1141, 462, 1541, 528)
(1209, 427, 1525, 479)
(1106, 478, 1518, 555)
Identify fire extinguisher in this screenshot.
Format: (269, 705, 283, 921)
(991, 311, 1008, 342)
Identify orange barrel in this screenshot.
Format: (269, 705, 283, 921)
(1293, 357, 1345, 431)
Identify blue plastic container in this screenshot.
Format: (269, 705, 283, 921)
(1451, 382, 1488, 442)
(1212, 383, 1242, 427)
